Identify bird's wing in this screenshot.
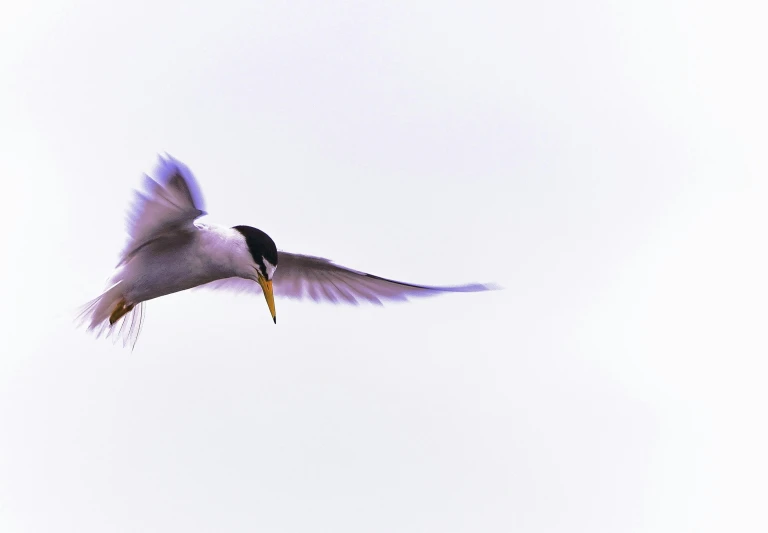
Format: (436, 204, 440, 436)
(120, 154, 207, 264)
(201, 252, 497, 305)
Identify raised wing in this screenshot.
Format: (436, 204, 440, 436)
(202, 252, 497, 305)
(120, 154, 207, 264)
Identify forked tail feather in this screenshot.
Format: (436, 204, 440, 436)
(77, 282, 146, 350)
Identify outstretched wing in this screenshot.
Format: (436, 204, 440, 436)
(120, 154, 207, 264)
(201, 252, 497, 305)
(273, 252, 497, 305)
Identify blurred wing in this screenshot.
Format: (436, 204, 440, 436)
(271, 251, 498, 305)
(199, 277, 260, 294)
(120, 154, 207, 263)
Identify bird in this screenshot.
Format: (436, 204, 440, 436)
(79, 154, 498, 348)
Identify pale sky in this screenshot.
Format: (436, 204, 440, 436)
(1, 1, 767, 532)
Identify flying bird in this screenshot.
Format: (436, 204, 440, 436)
(80, 155, 497, 348)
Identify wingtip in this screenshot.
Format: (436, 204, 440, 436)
(149, 153, 207, 212)
(448, 282, 503, 293)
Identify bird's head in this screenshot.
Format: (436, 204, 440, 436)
(232, 225, 278, 324)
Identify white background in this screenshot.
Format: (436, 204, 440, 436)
(1, 1, 766, 532)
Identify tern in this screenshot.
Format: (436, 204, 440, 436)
(80, 155, 497, 348)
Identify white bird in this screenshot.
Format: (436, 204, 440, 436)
(80, 155, 497, 348)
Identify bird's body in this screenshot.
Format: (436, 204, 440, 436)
(114, 223, 252, 303)
(81, 155, 497, 348)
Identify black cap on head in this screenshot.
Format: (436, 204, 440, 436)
(232, 225, 278, 276)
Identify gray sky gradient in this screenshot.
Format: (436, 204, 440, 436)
(1, 1, 766, 532)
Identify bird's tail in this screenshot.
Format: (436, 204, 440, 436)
(77, 281, 146, 350)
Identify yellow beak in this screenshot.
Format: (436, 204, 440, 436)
(257, 276, 277, 324)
